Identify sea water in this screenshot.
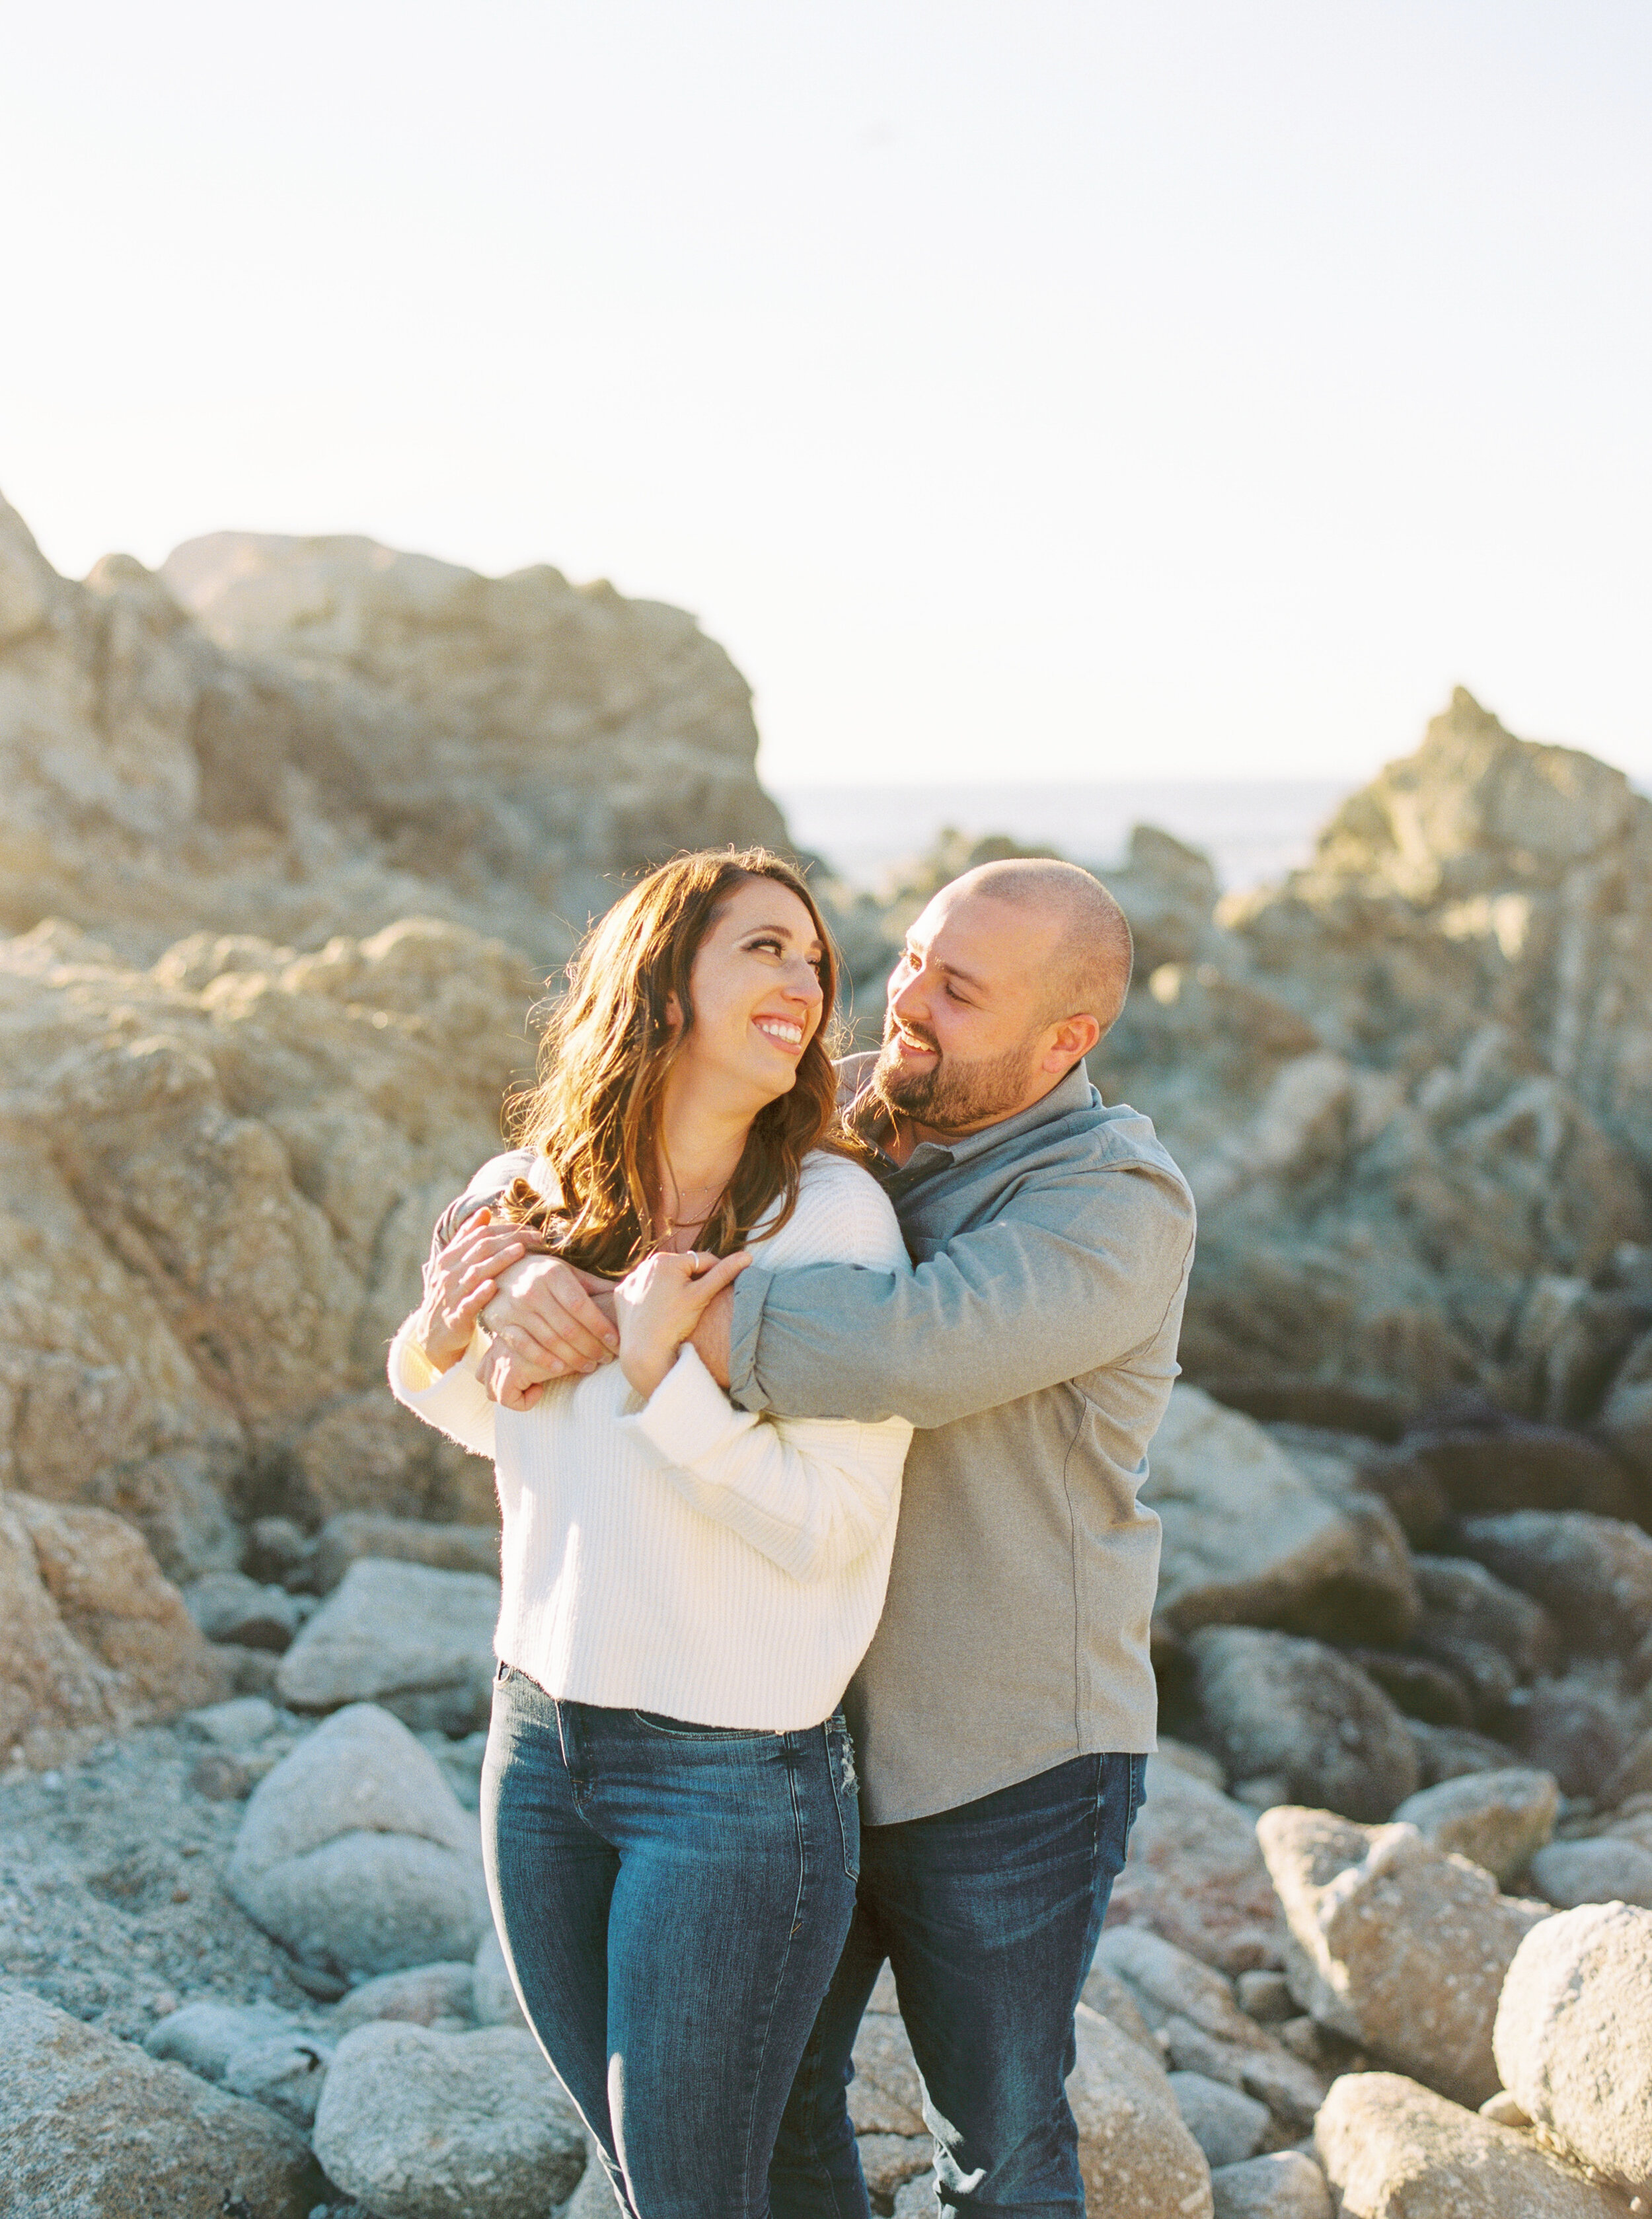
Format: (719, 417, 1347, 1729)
(772, 779, 1351, 895)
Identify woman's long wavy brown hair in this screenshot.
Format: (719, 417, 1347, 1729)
(501, 848, 854, 1274)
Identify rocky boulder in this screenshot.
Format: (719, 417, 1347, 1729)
(227, 1701, 490, 1976)
(1124, 689, 1652, 1404)
(1400, 1417, 1637, 1521)
(1457, 1511, 1652, 1656)
(1190, 1628, 1420, 1820)
(1257, 1806, 1549, 2107)
(301, 1510, 500, 1594)
(1209, 2150, 1332, 2218)
(1065, 2003, 1215, 2218)
(275, 1556, 500, 1731)
(0, 1491, 229, 1764)
(0, 493, 782, 972)
(311, 2020, 586, 2219)
(1391, 1768, 1558, 1885)
(1529, 1838, 1652, 1910)
(1104, 1758, 1289, 1974)
(1315, 2071, 1632, 2218)
(1408, 1553, 1558, 1722)
(1148, 1387, 1419, 1644)
(0, 914, 529, 1581)
(1494, 1902, 1652, 2197)
(0, 1982, 319, 2218)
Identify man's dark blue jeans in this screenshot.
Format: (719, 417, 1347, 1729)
(768, 1751, 1148, 2218)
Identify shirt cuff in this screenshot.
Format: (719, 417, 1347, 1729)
(620, 1343, 743, 1468)
(726, 1267, 773, 1413)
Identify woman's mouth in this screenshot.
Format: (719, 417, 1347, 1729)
(753, 1016, 806, 1053)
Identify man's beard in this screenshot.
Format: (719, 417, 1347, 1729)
(872, 1020, 1037, 1134)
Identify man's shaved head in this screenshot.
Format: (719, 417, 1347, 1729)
(956, 858, 1134, 1037)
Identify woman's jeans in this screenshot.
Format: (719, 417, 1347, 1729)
(769, 1751, 1148, 2217)
(481, 1663, 861, 2219)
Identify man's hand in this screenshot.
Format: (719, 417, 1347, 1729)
(411, 1210, 529, 1373)
(689, 1284, 735, 1390)
(481, 1254, 619, 1376)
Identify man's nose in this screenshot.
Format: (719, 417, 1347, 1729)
(889, 965, 927, 1025)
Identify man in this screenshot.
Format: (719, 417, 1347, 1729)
(445, 858, 1194, 2217)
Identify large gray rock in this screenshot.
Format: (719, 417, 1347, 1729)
(143, 1998, 307, 2080)
(1457, 1511, 1652, 1655)
(1316, 2070, 1632, 2218)
(1494, 1901, 1652, 2194)
(276, 1557, 500, 1732)
(182, 1569, 303, 1649)
(1147, 1386, 1418, 1644)
(1256, 1806, 1550, 2107)
(472, 1926, 527, 2030)
(1210, 2150, 1332, 2219)
(221, 2029, 334, 2128)
(0, 1983, 317, 2218)
(304, 1511, 500, 1595)
(845, 2004, 926, 2136)
(1167, 2072, 1268, 2167)
(1529, 1836, 1652, 1910)
(855, 2134, 932, 2208)
(1094, 1928, 1325, 2134)
(1094, 1926, 1268, 2052)
(1400, 1421, 1637, 1521)
(1409, 1554, 1559, 1717)
(1065, 2003, 1215, 2218)
(1517, 1671, 1643, 1799)
(1191, 1628, 1420, 1821)
(227, 1701, 490, 1975)
(332, 1960, 477, 2030)
(1104, 1759, 1289, 1973)
(311, 2020, 586, 2219)
(1392, 1767, 1558, 1884)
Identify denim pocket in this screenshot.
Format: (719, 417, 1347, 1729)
(630, 1711, 774, 1741)
(827, 1713, 860, 1880)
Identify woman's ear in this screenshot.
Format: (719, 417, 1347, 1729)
(662, 990, 683, 1035)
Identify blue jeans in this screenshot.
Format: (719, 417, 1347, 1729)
(769, 1752, 1147, 2218)
(481, 1663, 861, 2219)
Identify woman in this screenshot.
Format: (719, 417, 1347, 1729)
(388, 848, 912, 2219)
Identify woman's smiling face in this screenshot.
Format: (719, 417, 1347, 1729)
(673, 876, 826, 1108)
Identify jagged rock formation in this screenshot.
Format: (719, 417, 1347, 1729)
(1095, 689, 1652, 1411)
(0, 498, 783, 970)
(0, 915, 529, 1583)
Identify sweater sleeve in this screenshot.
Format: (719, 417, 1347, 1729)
(387, 1318, 498, 1460)
(726, 1156, 1196, 1428)
(615, 1162, 914, 1583)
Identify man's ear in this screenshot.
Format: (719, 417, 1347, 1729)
(1041, 1013, 1102, 1074)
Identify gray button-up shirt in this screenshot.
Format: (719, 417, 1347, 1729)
(728, 1055, 1195, 1825)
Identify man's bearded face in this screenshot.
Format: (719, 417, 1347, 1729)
(872, 1008, 1041, 1134)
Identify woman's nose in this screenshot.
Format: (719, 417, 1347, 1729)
(786, 957, 823, 1005)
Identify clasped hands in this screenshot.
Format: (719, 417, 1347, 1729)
(412, 1209, 743, 1409)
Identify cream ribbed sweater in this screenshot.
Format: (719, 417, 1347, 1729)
(387, 1151, 913, 1733)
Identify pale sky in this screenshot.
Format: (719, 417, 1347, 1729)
(3, 2, 1647, 788)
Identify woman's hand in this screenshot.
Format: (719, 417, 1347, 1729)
(615, 1248, 752, 1400)
(411, 1209, 529, 1373)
